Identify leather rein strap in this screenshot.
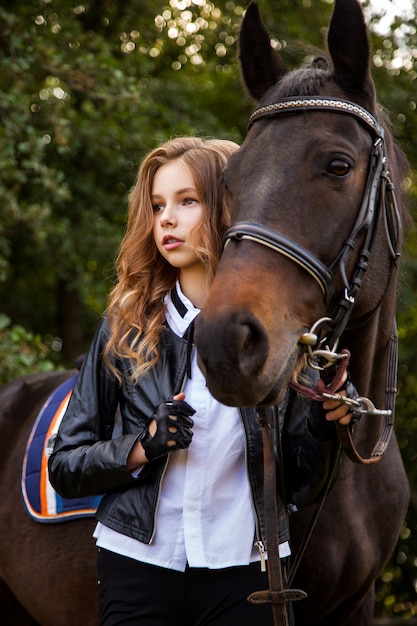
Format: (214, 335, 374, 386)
(335, 326, 398, 464)
(248, 407, 306, 626)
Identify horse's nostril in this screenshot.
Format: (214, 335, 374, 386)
(238, 318, 269, 377)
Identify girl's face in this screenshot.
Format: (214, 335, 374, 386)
(152, 159, 204, 272)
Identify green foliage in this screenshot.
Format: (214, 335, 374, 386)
(0, 0, 251, 360)
(0, 313, 59, 385)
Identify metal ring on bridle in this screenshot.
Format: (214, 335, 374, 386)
(300, 316, 349, 370)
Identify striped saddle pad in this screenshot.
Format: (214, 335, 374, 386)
(21, 374, 102, 523)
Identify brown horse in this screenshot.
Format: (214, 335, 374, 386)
(0, 370, 99, 626)
(195, 1, 410, 625)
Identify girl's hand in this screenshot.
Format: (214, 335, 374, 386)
(126, 393, 195, 470)
(322, 372, 352, 426)
(323, 394, 352, 426)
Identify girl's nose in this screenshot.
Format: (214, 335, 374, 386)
(160, 204, 176, 227)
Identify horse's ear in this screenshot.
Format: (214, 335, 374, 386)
(239, 2, 288, 101)
(328, 0, 375, 99)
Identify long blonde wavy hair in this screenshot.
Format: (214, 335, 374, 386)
(104, 136, 239, 383)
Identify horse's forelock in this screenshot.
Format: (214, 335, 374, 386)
(266, 58, 333, 101)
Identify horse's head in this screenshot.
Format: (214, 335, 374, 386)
(195, 0, 406, 407)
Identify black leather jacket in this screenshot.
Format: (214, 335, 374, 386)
(48, 318, 339, 550)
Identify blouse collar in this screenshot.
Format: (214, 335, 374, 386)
(165, 281, 200, 338)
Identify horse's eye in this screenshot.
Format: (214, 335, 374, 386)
(326, 159, 351, 178)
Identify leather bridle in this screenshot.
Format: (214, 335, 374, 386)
(224, 97, 402, 352)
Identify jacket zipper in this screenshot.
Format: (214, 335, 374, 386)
(149, 455, 169, 545)
(255, 539, 267, 572)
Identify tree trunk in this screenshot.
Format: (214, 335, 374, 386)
(57, 280, 85, 365)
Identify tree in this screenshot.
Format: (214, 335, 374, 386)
(0, 0, 247, 362)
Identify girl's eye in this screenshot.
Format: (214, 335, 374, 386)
(152, 204, 164, 213)
(325, 159, 351, 178)
(183, 197, 198, 206)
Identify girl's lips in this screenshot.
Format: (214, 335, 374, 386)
(162, 236, 184, 250)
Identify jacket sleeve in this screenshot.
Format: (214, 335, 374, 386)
(279, 370, 359, 509)
(48, 319, 141, 499)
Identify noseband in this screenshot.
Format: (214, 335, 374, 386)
(223, 96, 402, 350)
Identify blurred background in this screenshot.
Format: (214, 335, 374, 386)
(1, 0, 416, 619)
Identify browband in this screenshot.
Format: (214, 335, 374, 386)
(248, 96, 384, 140)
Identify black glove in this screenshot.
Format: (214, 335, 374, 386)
(139, 399, 195, 461)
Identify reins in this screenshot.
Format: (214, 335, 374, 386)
(225, 96, 403, 625)
(248, 407, 307, 626)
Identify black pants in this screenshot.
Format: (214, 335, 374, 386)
(97, 549, 294, 626)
